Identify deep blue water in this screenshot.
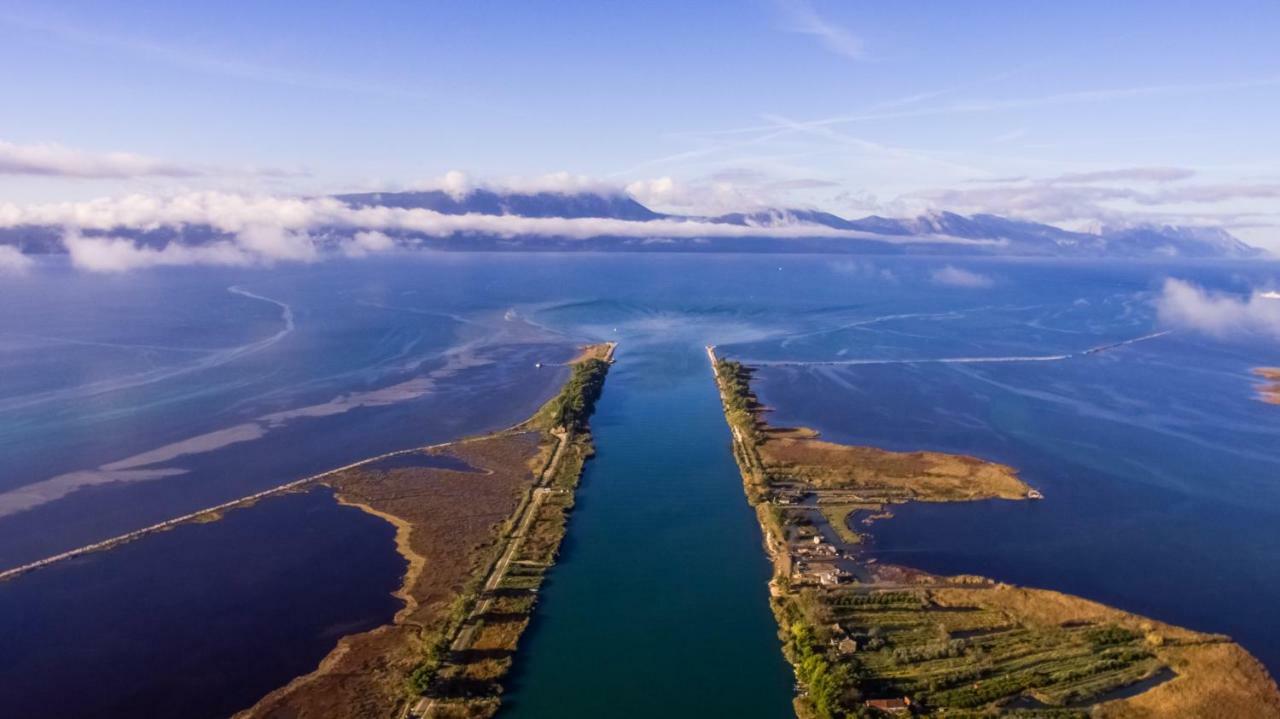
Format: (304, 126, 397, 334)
(0, 488, 404, 719)
(1, 253, 1277, 713)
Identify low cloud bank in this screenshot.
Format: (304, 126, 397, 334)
(415, 170, 620, 199)
(0, 139, 302, 180)
(341, 230, 395, 258)
(931, 265, 994, 288)
(64, 232, 256, 272)
(0, 139, 201, 179)
(0, 245, 34, 274)
(1, 190, 987, 272)
(1155, 278, 1280, 338)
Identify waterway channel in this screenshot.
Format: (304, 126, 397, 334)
(501, 341, 795, 717)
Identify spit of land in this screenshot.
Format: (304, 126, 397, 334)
(710, 347, 1280, 719)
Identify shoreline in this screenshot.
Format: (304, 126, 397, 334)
(238, 342, 615, 719)
(708, 347, 1280, 717)
(0, 345, 621, 584)
(0, 440, 462, 584)
(331, 493, 429, 624)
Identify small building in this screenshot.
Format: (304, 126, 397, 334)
(865, 697, 911, 714)
(836, 637, 858, 655)
(773, 489, 808, 505)
(818, 568, 850, 586)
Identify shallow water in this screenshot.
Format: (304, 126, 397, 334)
(0, 258, 575, 568)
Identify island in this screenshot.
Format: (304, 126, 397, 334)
(1254, 368, 1280, 405)
(238, 343, 614, 719)
(709, 348, 1280, 718)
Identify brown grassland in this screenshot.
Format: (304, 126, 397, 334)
(237, 343, 612, 719)
(236, 434, 546, 719)
(758, 426, 1029, 501)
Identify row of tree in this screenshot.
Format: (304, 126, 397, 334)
(548, 358, 610, 432)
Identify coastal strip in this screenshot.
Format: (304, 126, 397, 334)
(707, 346, 1280, 718)
(0, 344, 618, 585)
(0, 442, 453, 583)
(237, 342, 615, 719)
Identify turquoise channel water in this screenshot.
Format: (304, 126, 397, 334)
(501, 342, 794, 717)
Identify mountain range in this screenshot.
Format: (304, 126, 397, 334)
(2, 189, 1266, 259)
(333, 190, 1264, 258)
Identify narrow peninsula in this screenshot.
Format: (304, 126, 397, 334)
(709, 348, 1280, 719)
(239, 343, 615, 719)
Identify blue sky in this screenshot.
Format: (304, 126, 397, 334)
(1, 0, 1278, 247)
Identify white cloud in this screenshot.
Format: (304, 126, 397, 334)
(1154, 278, 1280, 338)
(625, 171, 841, 215)
(907, 171, 1280, 244)
(234, 225, 319, 262)
(61, 223, 323, 273)
(341, 230, 396, 257)
(931, 265, 994, 288)
(1, 190, 991, 241)
(414, 170, 621, 198)
(0, 245, 34, 274)
(1049, 167, 1196, 184)
(626, 176, 763, 213)
(0, 139, 306, 180)
(413, 170, 474, 199)
(0, 190, 997, 272)
(63, 231, 252, 272)
(0, 139, 202, 178)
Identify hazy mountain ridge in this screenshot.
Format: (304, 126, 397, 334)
(1, 189, 1266, 259)
(334, 189, 664, 221)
